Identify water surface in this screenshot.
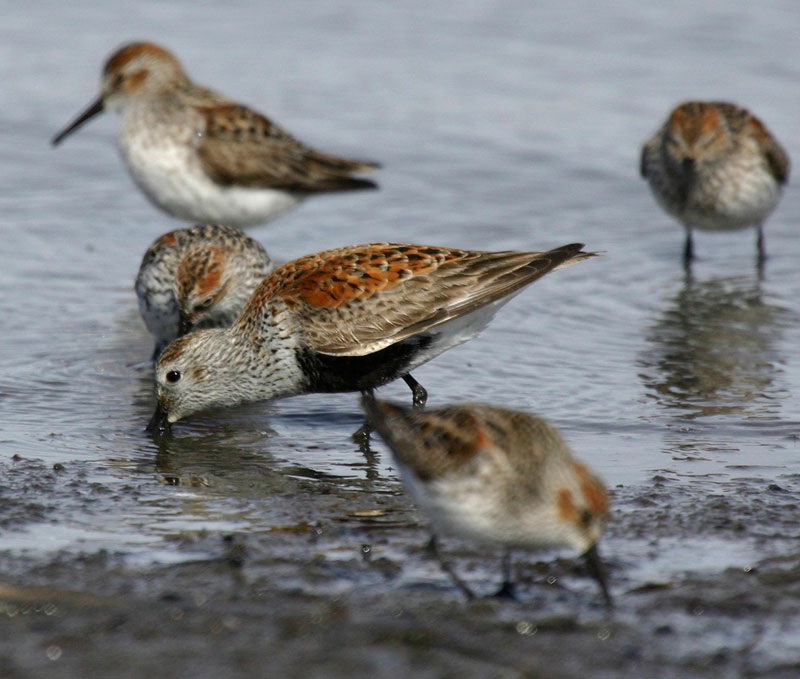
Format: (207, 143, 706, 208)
(2, 2, 800, 676)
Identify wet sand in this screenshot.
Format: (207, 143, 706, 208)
(2, 454, 800, 678)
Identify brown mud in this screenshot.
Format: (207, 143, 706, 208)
(2, 453, 799, 679)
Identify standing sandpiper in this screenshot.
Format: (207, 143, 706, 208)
(363, 398, 612, 605)
(136, 224, 274, 359)
(641, 101, 789, 264)
(146, 241, 596, 433)
(52, 42, 379, 227)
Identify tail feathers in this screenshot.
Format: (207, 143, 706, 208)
(296, 175, 378, 193)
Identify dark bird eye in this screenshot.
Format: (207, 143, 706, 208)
(114, 74, 125, 86)
(196, 297, 214, 311)
(580, 509, 593, 528)
(166, 370, 181, 384)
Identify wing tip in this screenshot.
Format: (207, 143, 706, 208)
(553, 242, 601, 260)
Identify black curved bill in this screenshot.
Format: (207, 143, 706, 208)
(178, 313, 193, 337)
(146, 402, 171, 436)
(583, 543, 613, 609)
(51, 96, 104, 146)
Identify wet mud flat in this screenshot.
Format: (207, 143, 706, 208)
(1, 455, 799, 679)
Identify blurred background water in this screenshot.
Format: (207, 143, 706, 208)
(1, 0, 799, 579)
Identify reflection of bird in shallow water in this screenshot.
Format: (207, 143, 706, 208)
(638, 272, 787, 420)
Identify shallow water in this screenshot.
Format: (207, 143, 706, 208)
(2, 1, 800, 677)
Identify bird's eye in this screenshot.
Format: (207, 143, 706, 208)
(580, 509, 593, 528)
(166, 370, 182, 384)
(114, 74, 125, 86)
(196, 297, 214, 311)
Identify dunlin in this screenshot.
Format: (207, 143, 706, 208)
(136, 224, 274, 359)
(363, 398, 611, 605)
(641, 101, 789, 263)
(52, 42, 379, 227)
(147, 241, 596, 432)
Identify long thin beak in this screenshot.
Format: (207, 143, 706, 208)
(51, 96, 105, 146)
(582, 543, 613, 609)
(178, 313, 193, 337)
(146, 401, 171, 436)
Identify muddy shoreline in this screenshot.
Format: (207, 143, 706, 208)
(2, 454, 799, 678)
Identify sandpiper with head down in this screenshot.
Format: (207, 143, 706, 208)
(136, 224, 275, 359)
(641, 100, 789, 263)
(147, 241, 596, 433)
(52, 42, 379, 227)
(363, 398, 612, 605)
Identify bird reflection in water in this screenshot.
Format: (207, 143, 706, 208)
(639, 272, 788, 421)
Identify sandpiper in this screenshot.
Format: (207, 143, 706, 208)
(363, 398, 611, 605)
(136, 224, 274, 359)
(147, 241, 596, 432)
(52, 42, 379, 227)
(641, 101, 789, 263)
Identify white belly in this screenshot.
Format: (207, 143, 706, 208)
(686, 171, 780, 232)
(684, 149, 782, 232)
(118, 114, 302, 227)
(398, 293, 524, 375)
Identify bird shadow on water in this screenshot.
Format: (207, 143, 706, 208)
(131, 370, 383, 485)
(637, 267, 793, 464)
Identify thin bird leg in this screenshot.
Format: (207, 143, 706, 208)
(757, 224, 766, 262)
(353, 389, 375, 446)
(402, 373, 428, 409)
(423, 535, 437, 555)
(683, 229, 694, 265)
(428, 535, 475, 601)
(493, 549, 516, 599)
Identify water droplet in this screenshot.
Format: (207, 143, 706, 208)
(546, 575, 557, 585)
(597, 627, 611, 641)
(46, 646, 62, 661)
(515, 621, 537, 636)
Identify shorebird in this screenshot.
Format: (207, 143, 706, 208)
(52, 42, 379, 226)
(363, 398, 612, 605)
(146, 241, 596, 433)
(136, 224, 274, 358)
(641, 101, 789, 263)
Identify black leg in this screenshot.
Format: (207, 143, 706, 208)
(757, 224, 766, 262)
(422, 535, 437, 556)
(493, 550, 516, 599)
(756, 226, 767, 280)
(353, 389, 374, 445)
(683, 229, 694, 265)
(402, 373, 427, 409)
(428, 535, 475, 600)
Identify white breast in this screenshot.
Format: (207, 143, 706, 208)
(117, 105, 301, 227)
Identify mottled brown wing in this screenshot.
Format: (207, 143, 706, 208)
(363, 399, 489, 480)
(640, 135, 659, 179)
(252, 242, 594, 356)
(718, 103, 790, 186)
(639, 142, 650, 178)
(762, 133, 790, 185)
(195, 103, 378, 192)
